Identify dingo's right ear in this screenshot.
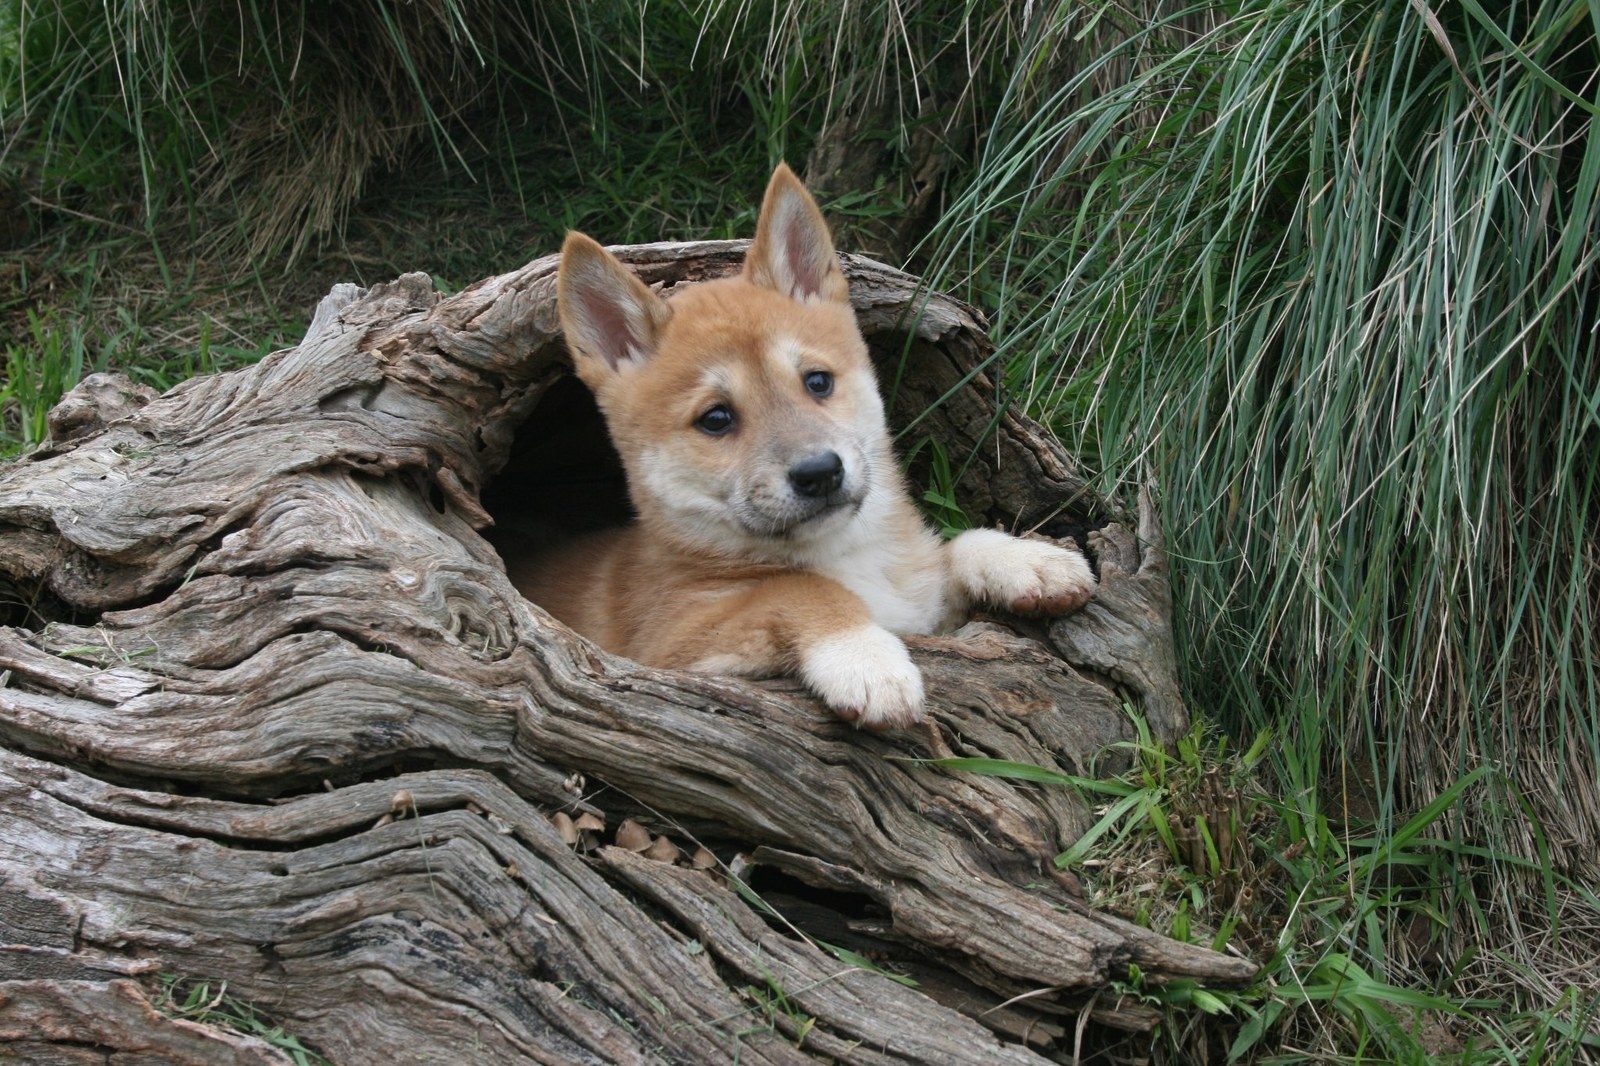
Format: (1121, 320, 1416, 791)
(557, 233, 672, 376)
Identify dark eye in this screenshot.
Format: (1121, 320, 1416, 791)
(803, 370, 834, 398)
(696, 404, 736, 435)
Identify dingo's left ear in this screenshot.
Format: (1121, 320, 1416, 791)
(745, 163, 850, 305)
(558, 232, 673, 377)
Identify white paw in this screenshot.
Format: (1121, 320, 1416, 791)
(949, 528, 1096, 616)
(799, 625, 925, 730)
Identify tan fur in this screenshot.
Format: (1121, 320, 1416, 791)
(510, 163, 1096, 729)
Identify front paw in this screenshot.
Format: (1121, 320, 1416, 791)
(799, 625, 925, 730)
(950, 527, 1096, 616)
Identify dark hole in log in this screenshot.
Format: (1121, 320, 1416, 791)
(476, 326, 1109, 606)
(0, 576, 87, 629)
(482, 372, 633, 562)
(743, 864, 895, 953)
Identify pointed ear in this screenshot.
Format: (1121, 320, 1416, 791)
(744, 163, 850, 305)
(557, 232, 672, 376)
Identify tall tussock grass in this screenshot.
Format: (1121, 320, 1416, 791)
(2, 0, 1068, 263)
(925, 0, 1600, 1042)
(2, 0, 646, 260)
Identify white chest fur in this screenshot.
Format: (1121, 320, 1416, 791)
(815, 525, 949, 635)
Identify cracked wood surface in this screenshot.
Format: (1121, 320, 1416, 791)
(0, 243, 1252, 1063)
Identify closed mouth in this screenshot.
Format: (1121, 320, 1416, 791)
(739, 493, 860, 538)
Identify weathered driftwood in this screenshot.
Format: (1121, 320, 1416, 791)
(0, 242, 1253, 1063)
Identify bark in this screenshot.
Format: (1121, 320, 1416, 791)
(0, 242, 1253, 1063)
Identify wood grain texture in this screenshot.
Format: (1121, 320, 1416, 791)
(0, 243, 1253, 1063)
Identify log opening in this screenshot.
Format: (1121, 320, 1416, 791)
(478, 261, 1103, 561)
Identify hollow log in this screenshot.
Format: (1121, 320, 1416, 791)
(0, 242, 1253, 1063)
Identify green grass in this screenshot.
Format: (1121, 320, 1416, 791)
(153, 974, 331, 1065)
(0, 224, 297, 457)
(1, 311, 98, 455)
(3, 0, 1598, 1060)
(935, 718, 1599, 1062)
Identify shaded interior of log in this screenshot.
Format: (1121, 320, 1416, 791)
(0, 242, 1250, 1064)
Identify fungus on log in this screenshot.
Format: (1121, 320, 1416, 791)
(0, 243, 1254, 1064)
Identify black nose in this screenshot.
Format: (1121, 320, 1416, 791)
(788, 451, 844, 498)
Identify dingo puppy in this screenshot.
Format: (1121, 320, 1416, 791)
(512, 163, 1095, 729)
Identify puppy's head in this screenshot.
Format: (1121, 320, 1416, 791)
(557, 163, 890, 560)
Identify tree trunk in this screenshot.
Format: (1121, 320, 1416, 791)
(0, 242, 1253, 1064)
